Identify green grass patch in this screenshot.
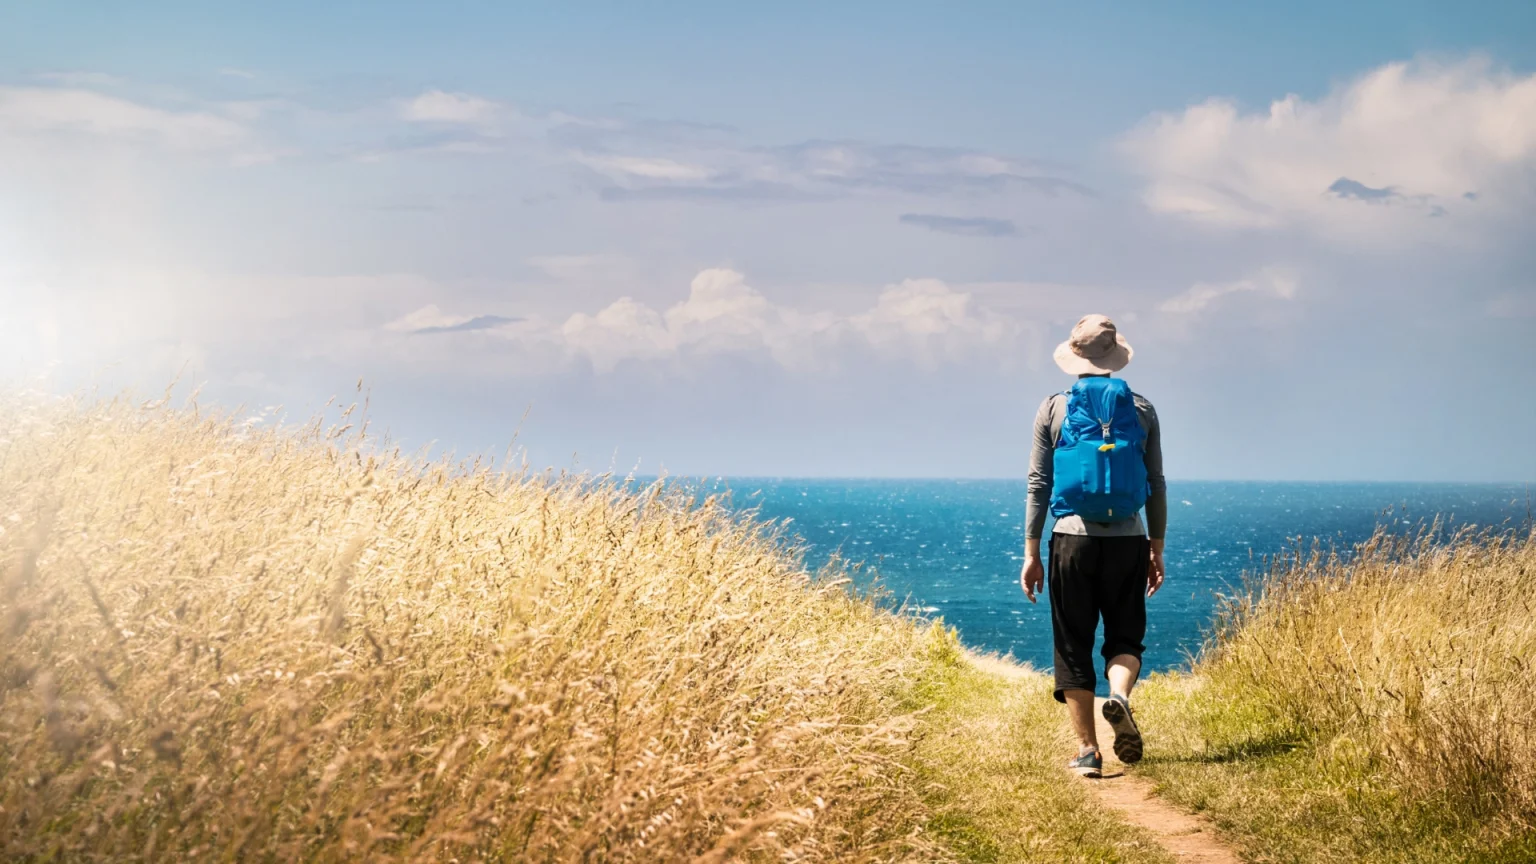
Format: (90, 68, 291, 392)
(1137, 674, 1536, 862)
(913, 651, 1175, 864)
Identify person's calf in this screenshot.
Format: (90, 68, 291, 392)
(1063, 688, 1098, 749)
(1104, 653, 1142, 699)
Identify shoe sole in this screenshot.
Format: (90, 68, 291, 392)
(1102, 698, 1144, 764)
(1071, 764, 1102, 779)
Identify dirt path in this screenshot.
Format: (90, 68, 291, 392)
(1089, 697, 1242, 864)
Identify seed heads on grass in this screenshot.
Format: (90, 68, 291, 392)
(0, 389, 958, 862)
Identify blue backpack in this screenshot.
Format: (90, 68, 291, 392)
(1050, 377, 1149, 523)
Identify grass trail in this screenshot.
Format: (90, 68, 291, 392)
(1086, 696, 1237, 864)
(914, 655, 1174, 864)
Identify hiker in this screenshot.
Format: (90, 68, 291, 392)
(1020, 314, 1166, 779)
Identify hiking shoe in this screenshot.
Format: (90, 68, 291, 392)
(1066, 747, 1103, 778)
(1101, 694, 1144, 764)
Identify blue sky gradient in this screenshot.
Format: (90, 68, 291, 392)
(2, 2, 1534, 480)
(11, 2, 1535, 142)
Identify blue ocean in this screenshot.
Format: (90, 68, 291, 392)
(694, 480, 1531, 675)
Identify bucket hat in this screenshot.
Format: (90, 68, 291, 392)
(1053, 314, 1133, 375)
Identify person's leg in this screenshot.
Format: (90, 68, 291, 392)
(1098, 536, 1150, 763)
(1063, 689, 1098, 749)
(1106, 653, 1141, 699)
(1048, 533, 1102, 749)
(1098, 536, 1149, 686)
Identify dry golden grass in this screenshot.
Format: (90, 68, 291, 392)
(1138, 527, 1536, 862)
(0, 389, 964, 862)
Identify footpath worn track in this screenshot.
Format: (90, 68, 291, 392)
(1089, 697, 1241, 864)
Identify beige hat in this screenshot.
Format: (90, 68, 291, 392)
(1053, 314, 1133, 375)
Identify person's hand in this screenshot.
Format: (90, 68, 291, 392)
(1021, 555, 1045, 603)
(1147, 540, 1166, 597)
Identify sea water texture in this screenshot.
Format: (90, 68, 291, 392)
(689, 480, 1530, 676)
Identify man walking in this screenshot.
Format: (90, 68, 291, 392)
(1020, 314, 1167, 778)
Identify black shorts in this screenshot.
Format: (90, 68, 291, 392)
(1047, 532, 1149, 702)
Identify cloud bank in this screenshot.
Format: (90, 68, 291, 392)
(559, 269, 1014, 371)
(1122, 57, 1536, 240)
(0, 85, 255, 157)
(381, 269, 1018, 374)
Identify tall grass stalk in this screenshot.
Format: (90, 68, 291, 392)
(0, 390, 961, 861)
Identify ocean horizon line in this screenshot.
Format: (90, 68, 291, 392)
(624, 475, 1535, 488)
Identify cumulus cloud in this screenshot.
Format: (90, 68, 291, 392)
(501, 269, 1012, 372)
(662, 269, 817, 355)
(358, 89, 549, 159)
(561, 297, 676, 370)
(899, 213, 1019, 237)
(1159, 268, 1298, 314)
(560, 269, 832, 370)
(399, 89, 507, 126)
(850, 279, 1013, 358)
(1122, 57, 1536, 239)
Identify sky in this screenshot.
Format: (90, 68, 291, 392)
(2, 1, 1535, 481)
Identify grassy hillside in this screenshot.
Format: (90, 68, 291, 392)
(0, 390, 1166, 863)
(1137, 528, 1536, 863)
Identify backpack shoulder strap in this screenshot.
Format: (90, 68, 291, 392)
(1131, 392, 1152, 436)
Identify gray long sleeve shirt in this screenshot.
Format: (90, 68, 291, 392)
(1025, 391, 1167, 540)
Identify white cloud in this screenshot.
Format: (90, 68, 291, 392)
(1159, 268, 1299, 314)
(552, 269, 1008, 372)
(562, 297, 675, 371)
(0, 86, 250, 153)
(852, 279, 982, 339)
(576, 154, 715, 181)
(400, 89, 506, 126)
(851, 279, 1012, 363)
(663, 268, 778, 347)
(383, 304, 472, 333)
(559, 269, 823, 371)
(1122, 57, 1536, 240)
